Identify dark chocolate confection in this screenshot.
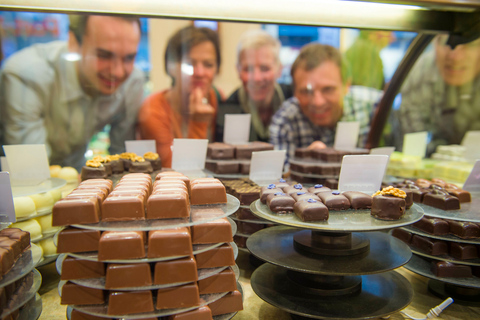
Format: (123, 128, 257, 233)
(234, 235, 247, 248)
(312, 148, 342, 162)
(195, 243, 235, 269)
(146, 158, 162, 171)
(239, 161, 251, 175)
(410, 235, 448, 256)
(191, 218, 233, 244)
(102, 162, 112, 176)
(205, 160, 240, 174)
(431, 261, 472, 278)
(154, 256, 197, 285)
(237, 221, 264, 234)
(342, 191, 372, 209)
(60, 282, 105, 305)
(289, 172, 317, 184)
(80, 165, 107, 181)
(156, 283, 200, 309)
(207, 142, 235, 159)
(448, 220, 480, 239)
(235, 207, 259, 220)
(121, 158, 132, 171)
(318, 192, 350, 211)
(56, 228, 101, 254)
(234, 144, 255, 160)
(416, 179, 432, 188)
(107, 290, 154, 315)
(398, 188, 413, 208)
(391, 228, 413, 244)
(105, 263, 152, 288)
(295, 147, 312, 159)
(291, 192, 321, 202)
(325, 179, 339, 189)
(294, 199, 329, 222)
(98, 231, 146, 260)
(407, 186, 428, 203)
(446, 188, 471, 203)
(292, 163, 318, 175)
(208, 290, 243, 316)
(275, 179, 290, 189)
(148, 228, 193, 258)
(430, 178, 447, 188)
(234, 184, 261, 205)
(267, 193, 295, 214)
(198, 268, 237, 294)
(167, 306, 212, 320)
(129, 161, 153, 173)
(0, 247, 14, 276)
(71, 309, 109, 320)
(307, 184, 332, 195)
(61, 257, 105, 280)
(283, 184, 308, 195)
(109, 160, 124, 174)
(371, 195, 406, 220)
(449, 242, 479, 260)
(412, 217, 449, 235)
(52, 198, 100, 226)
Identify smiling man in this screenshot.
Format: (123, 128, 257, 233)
(0, 15, 144, 170)
(269, 43, 383, 162)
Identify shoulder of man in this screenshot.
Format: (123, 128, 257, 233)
(272, 97, 302, 123)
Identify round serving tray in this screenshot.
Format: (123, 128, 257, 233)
(250, 199, 424, 232)
(247, 226, 412, 275)
(31, 228, 59, 244)
(11, 178, 67, 197)
(409, 247, 480, 266)
(15, 210, 52, 223)
(36, 254, 60, 268)
(405, 254, 480, 289)
(70, 194, 239, 231)
(402, 225, 480, 245)
(230, 215, 270, 225)
(251, 263, 413, 320)
(19, 293, 43, 320)
(0, 269, 42, 319)
(416, 191, 480, 223)
(0, 244, 43, 288)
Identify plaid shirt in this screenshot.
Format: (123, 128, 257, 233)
(269, 85, 383, 162)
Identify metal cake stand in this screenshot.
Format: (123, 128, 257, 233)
(247, 199, 423, 319)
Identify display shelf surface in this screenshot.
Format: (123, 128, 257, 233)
(11, 178, 66, 197)
(247, 226, 411, 275)
(251, 263, 413, 320)
(402, 225, 480, 244)
(409, 247, 480, 266)
(0, 243, 42, 287)
(405, 254, 480, 288)
(0, 269, 42, 319)
(250, 200, 423, 232)
(418, 192, 480, 222)
(71, 194, 239, 231)
(16, 210, 52, 223)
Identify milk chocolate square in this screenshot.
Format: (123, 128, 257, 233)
(52, 198, 100, 226)
(191, 218, 232, 244)
(198, 268, 237, 294)
(98, 231, 146, 261)
(156, 283, 200, 310)
(208, 290, 243, 316)
(207, 142, 235, 160)
(205, 161, 240, 174)
(167, 306, 212, 320)
(148, 228, 193, 258)
(60, 282, 104, 305)
(107, 290, 154, 315)
(102, 194, 145, 221)
(190, 182, 227, 205)
(342, 191, 372, 209)
(61, 257, 105, 280)
(105, 263, 152, 289)
(153, 256, 197, 285)
(147, 192, 189, 219)
(318, 192, 350, 211)
(307, 184, 332, 195)
(56, 228, 100, 254)
(195, 243, 235, 269)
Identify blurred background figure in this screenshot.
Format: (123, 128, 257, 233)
(138, 26, 222, 168)
(216, 29, 292, 142)
(395, 34, 480, 155)
(344, 30, 394, 90)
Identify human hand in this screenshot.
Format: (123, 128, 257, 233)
(189, 88, 215, 122)
(307, 141, 327, 150)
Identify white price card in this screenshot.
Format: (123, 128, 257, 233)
(171, 139, 208, 171)
(250, 150, 286, 185)
(0, 172, 16, 223)
(370, 147, 395, 157)
(463, 160, 480, 192)
(125, 140, 156, 156)
(461, 131, 480, 161)
(338, 155, 389, 194)
(0, 156, 9, 172)
(3, 145, 50, 186)
(403, 131, 428, 158)
(223, 114, 251, 145)
(334, 121, 360, 150)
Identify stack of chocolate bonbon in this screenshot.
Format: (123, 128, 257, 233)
(53, 172, 243, 319)
(205, 142, 274, 175)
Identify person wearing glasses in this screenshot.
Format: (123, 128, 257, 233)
(269, 43, 383, 163)
(396, 35, 480, 155)
(0, 15, 145, 171)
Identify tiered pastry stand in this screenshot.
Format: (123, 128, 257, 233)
(402, 191, 480, 305)
(248, 200, 424, 319)
(56, 194, 243, 319)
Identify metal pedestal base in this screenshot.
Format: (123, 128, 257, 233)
(294, 230, 370, 256)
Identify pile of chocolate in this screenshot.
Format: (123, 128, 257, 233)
(53, 172, 243, 319)
(205, 142, 274, 174)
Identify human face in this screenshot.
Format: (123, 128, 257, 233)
(76, 16, 140, 95)
(238, 46, 280, 105)
(435, 35, 480, 87)
(293, 61, 345, 127)
(179, 41, 218, 97)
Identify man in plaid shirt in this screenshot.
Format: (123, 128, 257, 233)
(269, 43, 383, 163)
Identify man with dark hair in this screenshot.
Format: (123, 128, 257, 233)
(269, 43, 383, 162)
(0, 15, 144, 170)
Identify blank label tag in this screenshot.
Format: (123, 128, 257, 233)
(3, 145, 50, 186)
(334, 121, 360, 150)
(125, 140, 156, 156)
(461, 131, 480, 162)
(403, 131, 428, 158)
(338, 155, 389, 194)
(370, 147, 395, 157)
(250, 150, 286, 185)
(0, 172, 16, 223)
(223, 114, 251, 144)
(463, 160, 480, 192)
(171, 139, 208, 171)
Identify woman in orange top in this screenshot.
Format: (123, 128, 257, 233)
(138, 26, 222, 167)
